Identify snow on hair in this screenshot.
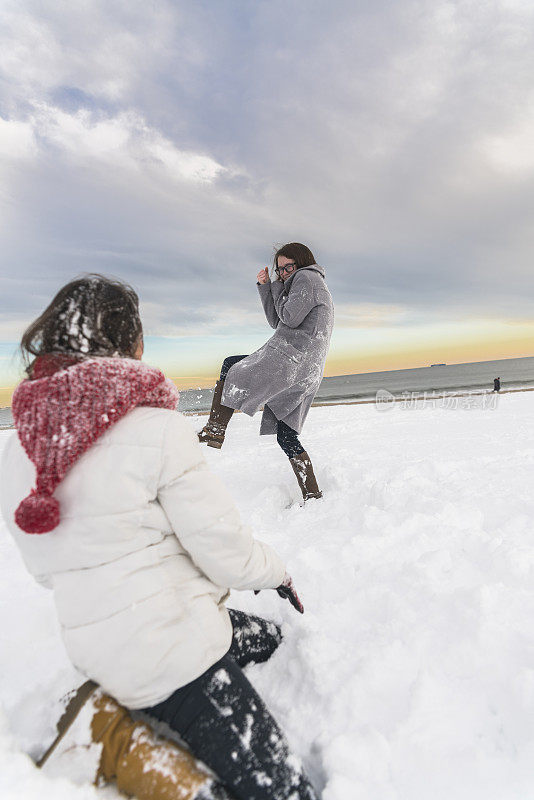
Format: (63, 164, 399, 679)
(21, 274, 143, 373)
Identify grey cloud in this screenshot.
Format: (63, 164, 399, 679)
(1, 0, 534, 338)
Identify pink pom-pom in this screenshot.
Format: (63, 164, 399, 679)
(15, 492, 60, 534)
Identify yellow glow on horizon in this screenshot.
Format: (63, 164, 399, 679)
(325, 320, 534, 375)
(170, 376, 217, 389)
(324, 339, 534, 376)
(0, 387, 13, 408)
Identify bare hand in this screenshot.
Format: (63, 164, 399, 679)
(257, 267, 270, 285)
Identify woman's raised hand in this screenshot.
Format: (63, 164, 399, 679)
(257, 267, 270, 285)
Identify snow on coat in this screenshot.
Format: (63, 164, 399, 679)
(0, 407, 285, 709)
(221, 264, 334, 435)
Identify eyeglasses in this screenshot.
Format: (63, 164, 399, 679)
(275, 262, 297, 277)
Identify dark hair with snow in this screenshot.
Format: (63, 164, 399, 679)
(273, 242, 316, 270)
(21, 274, 143, 372)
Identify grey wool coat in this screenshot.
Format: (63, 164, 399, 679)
(221, 264, 334, 435)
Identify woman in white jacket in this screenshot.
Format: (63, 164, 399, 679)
(0, 275, 318, 800)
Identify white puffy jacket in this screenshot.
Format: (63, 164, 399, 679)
(0, 408, 285, 708)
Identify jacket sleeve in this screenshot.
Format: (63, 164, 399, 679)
(270, 272, 317, 328)
(157, 413, 286, 591)
(257, 282, 279, 329)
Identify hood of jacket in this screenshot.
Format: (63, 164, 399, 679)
(281, 263, 325, 291)
(11, 356, 179, 534)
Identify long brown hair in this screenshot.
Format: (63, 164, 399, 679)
(273, 242, 316, 271)
(21, 274, 143, 374)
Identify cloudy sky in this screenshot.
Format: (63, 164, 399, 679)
(1, 0, 534, 400)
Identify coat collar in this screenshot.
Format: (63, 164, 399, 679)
(280, 263, 325, 291)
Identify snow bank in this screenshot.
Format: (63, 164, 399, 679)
(1, 394, 534, 799)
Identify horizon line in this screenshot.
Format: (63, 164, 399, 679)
(1, 351, 533, 408)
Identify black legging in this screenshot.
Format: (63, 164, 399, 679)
(143, 609, 318, 800)
(220, 355, 305, 459)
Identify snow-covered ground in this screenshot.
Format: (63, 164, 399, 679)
(1, 394, 534, 800)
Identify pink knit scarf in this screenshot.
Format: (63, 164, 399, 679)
(12, 355, 180, 534)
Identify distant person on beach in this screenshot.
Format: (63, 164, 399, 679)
(0, 275, 318, 800)
(494, 377, 501, 392)
(198, 242, 334, 502)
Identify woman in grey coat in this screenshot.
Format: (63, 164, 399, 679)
(198, 242, 334, 501)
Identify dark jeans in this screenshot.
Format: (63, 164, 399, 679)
(143, 609, 318, 800)
(220, 355, 305, 459)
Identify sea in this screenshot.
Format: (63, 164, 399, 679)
(1, 355, 533, 427)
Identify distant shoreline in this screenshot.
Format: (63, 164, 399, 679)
(183, 385, 534, 417)
(1, 385, 532, 429)
(2, 354, 533, 426)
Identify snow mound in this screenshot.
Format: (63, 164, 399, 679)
(2, 394, 534, 799)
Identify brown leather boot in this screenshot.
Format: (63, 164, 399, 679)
(198, 380, 235, 449)
(38, 681, 230, 799)
(290, 451, 323, 501)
